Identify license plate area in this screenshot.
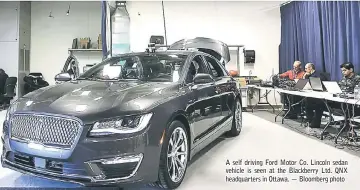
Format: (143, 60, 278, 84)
(34, 157, 46, 169)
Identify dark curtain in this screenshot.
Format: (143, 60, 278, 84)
(279, 1, 360, 81)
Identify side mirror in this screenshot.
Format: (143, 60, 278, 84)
(193, 73, 215, 85)
(55, 72, 72, 82)
(229, 70, 239, 77)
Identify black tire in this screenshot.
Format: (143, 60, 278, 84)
(154, 120, 189, 189)
(227, 98, 242, 137)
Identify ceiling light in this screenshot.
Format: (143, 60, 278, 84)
(66, 3, 71, 16)
(48, 11, 54, 18)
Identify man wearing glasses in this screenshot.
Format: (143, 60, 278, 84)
(279, 61, 305, 80)
(278, 61, 305, 119)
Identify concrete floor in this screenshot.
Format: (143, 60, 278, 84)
(0, 110, 360, 190)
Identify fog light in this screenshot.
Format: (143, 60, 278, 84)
(94, 174, 106, 180)
(101, 153, 143, 165)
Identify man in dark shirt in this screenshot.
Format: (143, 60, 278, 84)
(333, 62, 360, 132)
(338, 62, 360, 93)
(303, 63, 320, 79)
(306, 62, 360, 128)
(304, 63, 326, 128)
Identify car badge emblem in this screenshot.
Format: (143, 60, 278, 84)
(34, 120, 43, 139)
(35, 125, 42, 139)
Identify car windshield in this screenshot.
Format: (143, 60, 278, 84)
(78, 53, 188, 82)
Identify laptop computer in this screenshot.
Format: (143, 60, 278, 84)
(323, 81, 343, 94)
(294, 79, 312, 90)
(309, 77, 324, 91)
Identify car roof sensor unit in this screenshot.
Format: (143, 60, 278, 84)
(146, 43, 156, 53)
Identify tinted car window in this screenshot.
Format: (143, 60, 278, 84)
(80, 54, 188, 82)
(204, 56, 226, 78)
(185, 55, 209, 84)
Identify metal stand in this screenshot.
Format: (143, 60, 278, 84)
(251, 89, 275, 113)
(275, 93, 306, 124)
(334, 103, 350, 144)
(320, 99, 333, 140)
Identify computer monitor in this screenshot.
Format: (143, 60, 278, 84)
(309, 77, 323, 91)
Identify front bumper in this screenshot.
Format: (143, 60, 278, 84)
(1, 151, 145, 186)
(1, 122, 162, 186)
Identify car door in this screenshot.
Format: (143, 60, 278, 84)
(185, 54, 222, 141)
(203, 54, 235, 122)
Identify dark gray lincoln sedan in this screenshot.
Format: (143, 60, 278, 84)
(1, 38, 243, 189)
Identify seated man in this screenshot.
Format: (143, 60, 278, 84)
(304, 63, 326, 128)
(333, 62, 360, 129)
(279, 61, 305, 119)
(338, 62, 360, 93)
(279, 61, 305, 80)
(306, 62, 360, 128)
(303, 63, 320, 79)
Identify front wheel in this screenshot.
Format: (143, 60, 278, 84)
(155, 120, 189, 189)
(227, 98, 243, 137)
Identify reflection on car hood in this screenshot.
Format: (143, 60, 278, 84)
(18, 80, 178, 117)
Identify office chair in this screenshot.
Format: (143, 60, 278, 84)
(23, 73, 49, 95)
(0, 77, 17, 109)
(29, 72, 44, 78)
(319, 72, 331, 81)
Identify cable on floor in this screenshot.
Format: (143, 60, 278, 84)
(283, 117, 360, 152)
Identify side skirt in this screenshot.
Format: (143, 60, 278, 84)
(189, 116, 232, 159)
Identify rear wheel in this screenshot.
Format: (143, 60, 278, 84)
(155, 120, 189, 189)
(227, 98, 242, 137)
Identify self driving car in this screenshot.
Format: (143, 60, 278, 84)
(1, 37, 243, 189)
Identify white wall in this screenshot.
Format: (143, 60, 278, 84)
(0, 1, 19, 79)
(30, 1, 102, 84)
(126, 1, 281, 105)
(30, 1, 281, 105)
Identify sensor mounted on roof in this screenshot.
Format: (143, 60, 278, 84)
(150, 35, 165, 45)
(146, 43, 156, 53)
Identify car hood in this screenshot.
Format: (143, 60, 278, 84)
(16, 80, 178, 119)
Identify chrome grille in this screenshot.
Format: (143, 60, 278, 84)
(9, 114, 82, 148)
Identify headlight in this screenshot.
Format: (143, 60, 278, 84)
(89, 113, 153, 136)
(3, 102, 17, 137)
(5, 101, 18, 121)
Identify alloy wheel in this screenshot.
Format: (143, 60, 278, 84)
(167, 127, 188, 183)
